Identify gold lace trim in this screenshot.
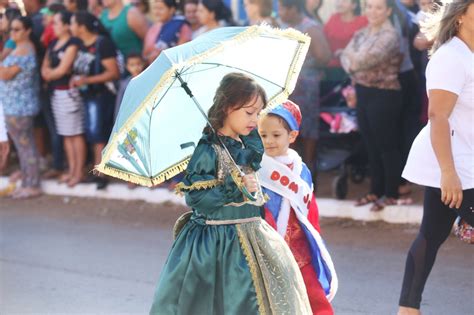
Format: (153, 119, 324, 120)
(174, 179, 220, 195)
(236, 224, 268, 315)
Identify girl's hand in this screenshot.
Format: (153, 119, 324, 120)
(242, 173, 258, 193)
(440, 170, 463, 209)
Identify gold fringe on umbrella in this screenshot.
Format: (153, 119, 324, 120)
(97, 25, 311, 186)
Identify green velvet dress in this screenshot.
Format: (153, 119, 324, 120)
(149, 130, 311, 315)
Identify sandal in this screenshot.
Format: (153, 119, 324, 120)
(355, 193, 378, 206)
(370, 196, 414, 212)
(11, 188, 42, 200)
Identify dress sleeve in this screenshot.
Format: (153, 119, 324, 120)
(177, 143, 244, 210)
(426, 49, 465, 96)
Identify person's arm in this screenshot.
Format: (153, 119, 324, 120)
(413, 31, 433, 51)
(177, 143, 244, 211)
(47, 45, 79, 81)
(143, 25, 160, 64)
(85, 57, 120, 84)
(0, 64, 21, 80)
(0, 47, 13, 62)
(307, 25, 331, 67)
(127, 6, 149, 41)
(177, 24, 193, 45)
(428, 89, 463, 209)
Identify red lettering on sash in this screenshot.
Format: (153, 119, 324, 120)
(280, 176, 290, 186)
(303, 194, 309, 203)
(288, 182, 298, 194)
(271, 171, 280, 181)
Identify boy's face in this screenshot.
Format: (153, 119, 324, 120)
(126, 57, 145, 77)
(258, 115, 298, 157)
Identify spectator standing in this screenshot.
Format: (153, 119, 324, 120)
(71, 11, 120, 189)
(323, 0, 367, 85)
(64, 0, 89, 13)
(193, 0, 235, 39)
(100, 0, 149, 57)
(183, 0, 201, 35)
(341, 0, 406, 211)
(0, 16, 42, 199)
(306, 0, 324, 24)
(143, 0, 192, 65)
(398, 1, 474, 314)
(0, 8, 21, 61)
(89, 0, 104, 17)
(243, 0, 278, 26)
(42, 10, 86, 187)
(278, 0, 331, 174)
(392, 0, 423, 198)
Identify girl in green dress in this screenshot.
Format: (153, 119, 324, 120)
(149, 73, 312, 315)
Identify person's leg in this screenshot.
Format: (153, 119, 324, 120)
(42, 91, 65, 172)
(398, 187, 457, 311)
(355, 85, 384, 198)
(68, 135, 87, 186)
(365, 89, 403, 199)
(5, 116, 41, 193)
(60, 137, 74, 182)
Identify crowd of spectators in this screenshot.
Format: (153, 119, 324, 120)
(0, 0, 435, 204)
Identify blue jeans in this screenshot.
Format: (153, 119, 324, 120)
(84, 91, 116, 144)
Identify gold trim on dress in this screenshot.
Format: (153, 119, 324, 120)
(236, 224, 268, 315)
(206, 217, 261, 225)
(175, 179, 221, 194)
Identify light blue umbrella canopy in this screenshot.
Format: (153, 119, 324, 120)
(96, 25, 310, 186)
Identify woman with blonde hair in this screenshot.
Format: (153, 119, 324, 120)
(398, 1, 474, 314)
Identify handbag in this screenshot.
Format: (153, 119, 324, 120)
(453, 216, 474, 244)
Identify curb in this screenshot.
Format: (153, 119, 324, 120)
(0, 176, 422, 224)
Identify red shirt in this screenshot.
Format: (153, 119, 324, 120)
(324, 13, 368, 68)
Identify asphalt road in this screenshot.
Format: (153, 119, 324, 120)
(1, 196, 472, 315)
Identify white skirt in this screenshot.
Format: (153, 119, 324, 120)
(51, 88, 84, 136)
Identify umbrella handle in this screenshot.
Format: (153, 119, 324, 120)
(241, 186, 257, 202)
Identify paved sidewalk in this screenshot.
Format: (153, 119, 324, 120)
(1, 176, 423, 224)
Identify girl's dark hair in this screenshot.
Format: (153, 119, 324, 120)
(279, 0, 306, 14)
(200, 0, 235, 25)
(73, 10, 110, 37)
(204, 73, 267, 133)
(56, 10, 73, 25)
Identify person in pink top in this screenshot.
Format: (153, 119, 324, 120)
(323, 0, 367, 89)
(143, 0, 192, 64)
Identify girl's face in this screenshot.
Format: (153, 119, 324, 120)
(53, 13, 69, 37)
(152, 0, 176, 23)
(258, 115, 297, 157)
(184, 3, 199, 25)
(9, 19, 30, 43)
(336, 0, 356, 15)
(197, 3, 214, 25)
(223, 95, 264, 137)
(365, 0, 392, 28)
